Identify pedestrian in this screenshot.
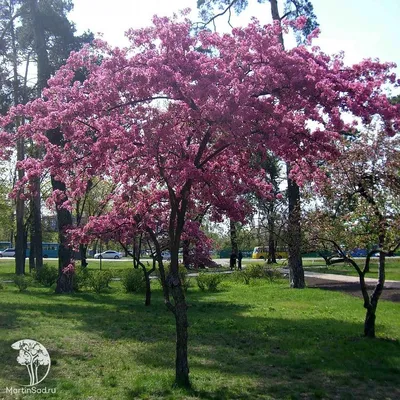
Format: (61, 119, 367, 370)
(229, 252, 237, 270)
(237, 250, 243, 270)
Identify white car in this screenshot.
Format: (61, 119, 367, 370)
(93, 250, 123, 259)
(0, 248, 16, 257)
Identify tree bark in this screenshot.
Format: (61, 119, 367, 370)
(269, 0, 305, 287)
(287, 166, 305, 288)
(54, 179, 73, 293)
(79, 243, 88, 268)
(10, 8, 26, 275)
(230, 219, 238, 255)
(363, 252, 385, 337)
(168, 274, 190, 388)
(28, 0, 48, 272)
(267, 215, 277, 264)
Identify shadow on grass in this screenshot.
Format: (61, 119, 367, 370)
(0, 286, 399, 399)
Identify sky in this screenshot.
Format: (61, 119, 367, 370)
(69, 0, 400, 84)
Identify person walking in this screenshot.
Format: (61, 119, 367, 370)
(237, 251, 243, 270)
(229, 252, 237, 270)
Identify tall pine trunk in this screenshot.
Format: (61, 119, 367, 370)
(28, 0, 47, 271)
(10, 10, 26, 275)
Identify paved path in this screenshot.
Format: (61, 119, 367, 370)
(280, 268, 400, 288)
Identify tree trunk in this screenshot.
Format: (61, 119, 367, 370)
(287, 166, 305, 288)
(28, 0, 49, 272)
(230, 219, 238, 255)
(80, 243, 88, 268)
(168, 274, 190, 388)
(10, 11, 26, 275)
(54, 203, 73, 293)
(363, 252, 385, 338)
(267, 216, 277, 264)
(32, 181, 43, 270)
(269, 0, 305, 287)
(364, 307, 376, 338)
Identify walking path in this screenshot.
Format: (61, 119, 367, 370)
(280, 268, 400, 288)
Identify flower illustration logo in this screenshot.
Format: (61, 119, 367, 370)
(11, 339, 51, 386)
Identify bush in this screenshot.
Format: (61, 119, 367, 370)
(13, 275, 32, 292)
(159, 264, 191, 292)
(196, 272, 223, 291)
(0, 281, 4, 290)
(73, 265, 90, 291)
(234, 264, 282, 284)
(34, 264, 58, 287)
(121, 269, 145, 293)
(87, 270, 113, 293)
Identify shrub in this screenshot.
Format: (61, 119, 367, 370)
(196, 272, 223, 291)
(121, 269, 145, 293)
(234, 264, 282, 284)
(34, 264, 58, 287)
(159, 264, 191, 292)
(72, 265, 89, 291)
(234, 270, 252, 285)
(13, 275, 32, 292)
(87, 270, 113, 293)
(0, 281, 4, 290)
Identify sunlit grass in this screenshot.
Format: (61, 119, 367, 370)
(302, 258, 400, 280)
(0, 264, 399, 399)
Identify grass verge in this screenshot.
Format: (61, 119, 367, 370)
(0, 261, 399, 399)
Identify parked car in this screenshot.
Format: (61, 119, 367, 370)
(93, 250, 122, 259)
(161, 251, 171, 260)
(0, 248, 16, 257)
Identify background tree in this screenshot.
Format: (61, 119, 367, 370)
(304, 130, 400, 337)
(0, 0, 92, 278)
(198, 0, 319, 287)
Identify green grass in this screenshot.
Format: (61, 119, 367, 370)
(303, 258, 400, 281)
(0, 260, 399, 399)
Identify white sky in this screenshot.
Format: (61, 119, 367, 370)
(70, 0, 400, 82)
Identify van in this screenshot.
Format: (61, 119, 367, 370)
(252, 246, 287, 260)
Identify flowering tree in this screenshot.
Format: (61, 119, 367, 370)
(1, 13, 399, 387)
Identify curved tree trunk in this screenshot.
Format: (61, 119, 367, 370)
(363, 252, 385, 337)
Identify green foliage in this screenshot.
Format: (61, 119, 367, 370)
(87, 270, 113, 293)
(0, 281, 3, 290)
(161, 264, 191, 292)
(121, 268, 145, 293)
(13, 275, 32, 292)
(34, 264, 59, 287)
(73, 265, 90, 291)
(234, 264, 282, 284)
(196, 272, 223, 291)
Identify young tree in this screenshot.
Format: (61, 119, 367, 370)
(1, 15, 398, 387)
(305, 130, 400, 337)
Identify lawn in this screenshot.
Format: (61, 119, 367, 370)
(302, 258, 400, 281)
(0, 260, 399, 399)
